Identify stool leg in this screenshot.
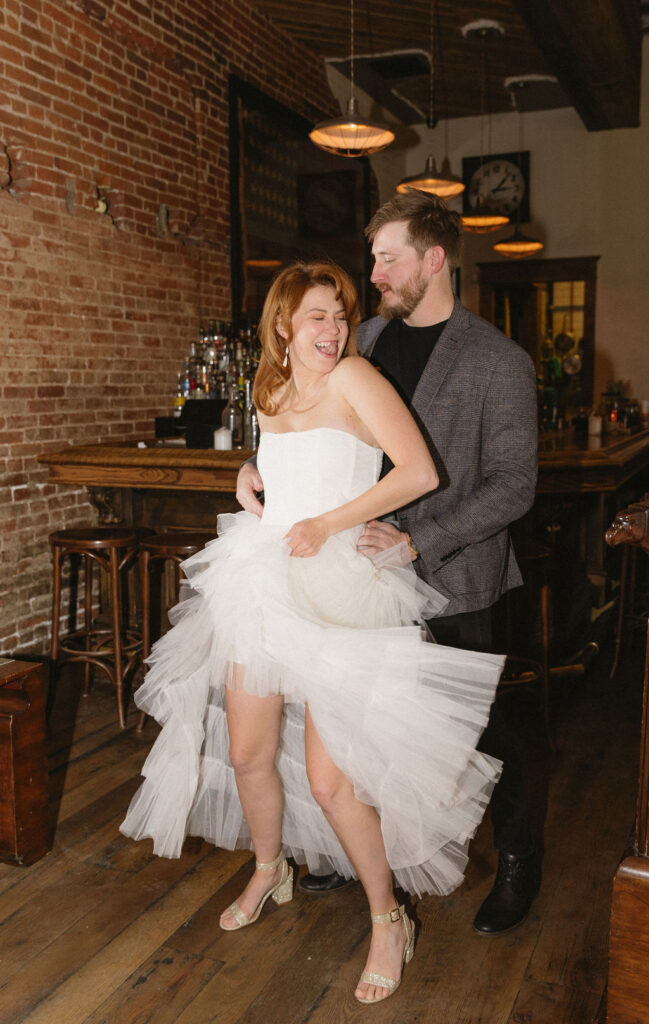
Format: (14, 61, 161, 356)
(109, 547, 126, 729)
(83, 553, 93, 696)
(136, 549, 151, 733)
(174, 558, 184, 601)
(48, 544, 63, 720)
(611, 545, 630, 679)
(630, 545, 639, 617)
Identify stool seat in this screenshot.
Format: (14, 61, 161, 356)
(139, 531, 216, 557)
(50, 527, 138, 549)
(137, 531, 216, 731)
(48, 526, 140, 728)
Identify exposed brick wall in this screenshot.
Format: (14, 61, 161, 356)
(0, 0, 336, 653)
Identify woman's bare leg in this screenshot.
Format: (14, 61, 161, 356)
(305, 707, 411, 1002)
(220, 670, 286, 928)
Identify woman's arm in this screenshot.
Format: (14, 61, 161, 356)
(286, 358, 438, 557)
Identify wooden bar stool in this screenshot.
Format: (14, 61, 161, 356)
(137, 531, 216, 731)
(607, 502, 649, 677)
(48, 527, 140, 728)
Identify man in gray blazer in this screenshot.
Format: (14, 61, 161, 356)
(237, 190, 539, 935)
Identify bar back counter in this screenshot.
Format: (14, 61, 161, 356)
(39, 427, 649, 534)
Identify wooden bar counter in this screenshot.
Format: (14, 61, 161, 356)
(38, 441, 253, 531)
(537, 425, 649, 495)
(534, 427, 649, 594)
(38, 427, 649, 512)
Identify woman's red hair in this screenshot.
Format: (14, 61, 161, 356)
(253, 261, 360, 415)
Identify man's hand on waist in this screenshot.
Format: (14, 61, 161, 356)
(357, 520, 418, 562)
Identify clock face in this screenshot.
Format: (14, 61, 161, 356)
(468, 159, 526, 215)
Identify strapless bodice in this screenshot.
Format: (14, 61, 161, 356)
(258, 428, 383, 526)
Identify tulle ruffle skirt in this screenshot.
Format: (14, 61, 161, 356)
(120, 512, 504, 897)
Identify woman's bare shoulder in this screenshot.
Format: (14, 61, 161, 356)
(331, 354, 378, 383)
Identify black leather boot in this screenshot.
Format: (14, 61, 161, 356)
(473, 851, 540, 935)
(298, 871, 356, 895)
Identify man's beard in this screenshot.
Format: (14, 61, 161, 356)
(376, 269, 428, 320)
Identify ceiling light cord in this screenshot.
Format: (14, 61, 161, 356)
(350, 0, 355, 103)
(308, 0, 394, 156)
(427, 0, 435, 130)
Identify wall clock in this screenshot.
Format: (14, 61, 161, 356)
(462, 151, 530, 222)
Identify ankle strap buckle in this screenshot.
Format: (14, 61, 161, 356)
(371, 903, 405, 925)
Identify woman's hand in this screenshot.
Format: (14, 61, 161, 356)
(236, 462, 264, 516)
(285, 517, 331, 557)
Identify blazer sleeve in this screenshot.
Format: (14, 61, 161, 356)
(407, 348, 538, 571)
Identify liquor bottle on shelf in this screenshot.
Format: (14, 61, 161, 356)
(173, 318, 261, 413)
(243, 379, 259, 450)
(179, 359, 194, 398)
(188, 341, 202, 391)
(173, 373, 186, 418)
(223, 383, 243, 448)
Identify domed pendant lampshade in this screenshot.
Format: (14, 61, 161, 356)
(460, 22, 509, 234)
(309, 0, 394, 158)
(310, 97, 395, 157)
(493, 226, 544, 258)
(461, 194, 509, 233)
(397, 154, 465, 198)
(396, 1, 463, 198)
(492, 78, 544, 258)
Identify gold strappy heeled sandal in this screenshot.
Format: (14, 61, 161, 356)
(355, 904, 415, 1005)
(219, 852, 293, 931)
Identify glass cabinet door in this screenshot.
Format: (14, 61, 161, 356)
(479, 256, 599, 424)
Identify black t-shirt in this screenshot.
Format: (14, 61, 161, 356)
(370, 317, 448, 476)
(371, 318, 448, 403)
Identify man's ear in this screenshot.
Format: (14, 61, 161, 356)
(427, 245, 447, 275)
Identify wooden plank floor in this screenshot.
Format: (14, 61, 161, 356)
(0, 635, 642, 1024)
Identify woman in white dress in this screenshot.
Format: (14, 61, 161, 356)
(121, 261, 504, 1005)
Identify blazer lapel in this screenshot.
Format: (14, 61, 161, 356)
(411, 299, 467, 421)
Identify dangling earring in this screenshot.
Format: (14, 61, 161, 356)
(282, 346, 289, 368)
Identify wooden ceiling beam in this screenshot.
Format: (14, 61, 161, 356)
(511, 0, 641, 130)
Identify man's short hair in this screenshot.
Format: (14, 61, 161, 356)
(365, 189, 463, 275)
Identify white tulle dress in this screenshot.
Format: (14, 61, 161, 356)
(120, 427, 504, 897)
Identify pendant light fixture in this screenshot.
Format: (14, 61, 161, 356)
(397, 0, 464, 198)
(244, 255, 282, 269)
(460, 21, 509, 233)
(492, 226, 544, 257)
(492, 79, 544, 258)
(309, 0, 395, 157)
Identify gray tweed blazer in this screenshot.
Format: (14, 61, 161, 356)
(357, 299, 538, 616)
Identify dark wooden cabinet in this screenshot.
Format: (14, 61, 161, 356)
(478, 255, 599, 409)
(0, 660, 51, 865)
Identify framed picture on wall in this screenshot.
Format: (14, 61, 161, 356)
(297, 171, 358, 236)
(229, 76, 372, 323)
